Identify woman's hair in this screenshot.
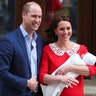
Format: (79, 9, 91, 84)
(45, 14, 72, 44)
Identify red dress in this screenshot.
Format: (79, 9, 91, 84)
(46, 0, 62, 13)
(46, 0, 62, 26)
(39, 43, 96, 96)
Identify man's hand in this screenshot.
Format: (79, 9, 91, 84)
(27, 76, 38, 93)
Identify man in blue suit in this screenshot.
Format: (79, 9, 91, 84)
(0, 1, 44, 96)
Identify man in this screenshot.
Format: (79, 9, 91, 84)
(0, 1, 44, 96)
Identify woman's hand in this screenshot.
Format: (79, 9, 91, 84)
(55, 65, 72, 75)
(58, 75, 79, 88)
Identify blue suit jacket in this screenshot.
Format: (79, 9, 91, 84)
(0, 28, 44, 96)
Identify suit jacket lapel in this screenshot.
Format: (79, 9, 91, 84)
(36, 36, 43, 69)
(16, 28, 30, 65)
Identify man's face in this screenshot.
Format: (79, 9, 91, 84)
(22, 5, 42, 32)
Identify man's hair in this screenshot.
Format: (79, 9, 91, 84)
(22, 2, 40, 14)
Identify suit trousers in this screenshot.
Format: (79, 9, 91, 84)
(31, 92, 42, 96)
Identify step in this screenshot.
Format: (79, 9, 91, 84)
(84, 79, 96, 96)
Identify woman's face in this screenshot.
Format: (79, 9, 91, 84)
(54, 20, 72, 41)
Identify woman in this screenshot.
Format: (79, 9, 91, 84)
(39, 14, 96, 96)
